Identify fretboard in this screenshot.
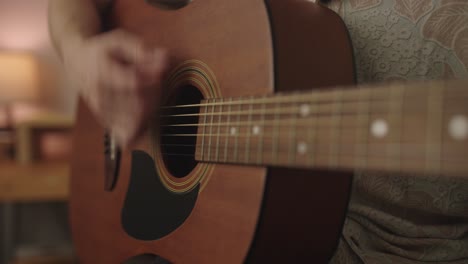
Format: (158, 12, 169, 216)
(190, 80, 467, 176)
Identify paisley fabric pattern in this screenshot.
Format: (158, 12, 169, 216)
(320, 0, 468, 263)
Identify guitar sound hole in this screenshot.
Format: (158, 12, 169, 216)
(160, 85, 203, 178)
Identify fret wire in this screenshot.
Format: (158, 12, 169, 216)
(187, 83, 465, 168)
(200, 104, 208, 160)
(161, 89, 380, 109)
(190, 139, 464, 175)
(162, 92, 466, 113)
(173, 91, 365, 108)
(192, 145, 465, 158)
(161, 84, 444, 109)
(308, 95, 317, 167)
(355, 86, 370, 169)
(257, 96, 266, 164)
(438, 84, 446, 175)
(384, 85, 390, 171)
(272, 100, 280, 163)
(329, 89, 342, 167)
(165, 131, 431, 137)
(193, 142, 459, 152)
(207, 99, 216, 160)
(288, 101, 298, 165)
(161, 100, 397, 118)
(162, 109, 461, 138)
(161, 118, 442, 137)
(398, 84, 405, 171)
(426, 82, 444, 174)
(162, 109, 436, 128)
(162, 83, 467, 112)
(185, 81, 467, 174)
(215, 98, 222, 161)
(245, 96, 254, 163)
(234, 98, 241, 162)
(424, 86, 432, 173)
(161, 124, 458, 139)
(388, 83, 404, 172)
(169, 151, 447, 159)
(223, 97, 232, 162)
(178, 142, 457, 149)
(162, 96, 464, 121)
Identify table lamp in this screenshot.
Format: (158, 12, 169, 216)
(0, 52, 38, 158)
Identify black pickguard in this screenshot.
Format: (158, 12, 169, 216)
(121, 150, 199, 241)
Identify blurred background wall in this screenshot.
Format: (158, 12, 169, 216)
(0, 0, 76, 263)
(0, 0, 76, 118)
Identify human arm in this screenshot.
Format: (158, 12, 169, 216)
(48, 0, 168, 147)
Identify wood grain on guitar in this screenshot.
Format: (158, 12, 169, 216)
(69, 0, 466, 263)
(194, 81, 468, 176)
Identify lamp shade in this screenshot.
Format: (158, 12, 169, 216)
(0, 53, 38, 104)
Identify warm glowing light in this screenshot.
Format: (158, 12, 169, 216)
(0, 53, 39, 103)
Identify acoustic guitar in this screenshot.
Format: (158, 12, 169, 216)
(70, 0, 468, 263)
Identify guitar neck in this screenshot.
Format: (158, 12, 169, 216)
(191, 80, 468, 176)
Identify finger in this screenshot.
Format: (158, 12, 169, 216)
(112, 95, 149, 148)
(137, 48, 169, 78)
(104, 29, 148, 65)
(97, 69, 156, 146)
(99, 94, 140, 148)
(100, 59, 139, 91)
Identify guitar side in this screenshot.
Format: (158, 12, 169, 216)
(247, 1, 355, 263)
(70, 0, 355, 263)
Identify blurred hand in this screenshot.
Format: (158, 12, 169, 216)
(63, 29, 168, 148)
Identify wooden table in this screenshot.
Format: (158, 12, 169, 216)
(0, 131, 14, 160)
(0, 162, 70, 263)
(0, 162, 69, 201)
(15, 115, 73, 165)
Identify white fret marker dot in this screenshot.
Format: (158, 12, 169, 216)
(297, 142, 308, 155)
(299, 104, 311, 117)
(230, 127, 237, 136)
(449, 115, 468, 140)
(252, 125, 261, 135)
(371, 119, 388, 138)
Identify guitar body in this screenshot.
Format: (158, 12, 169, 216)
(71, 0, 355, 263)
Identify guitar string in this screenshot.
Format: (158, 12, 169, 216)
(158, 150, 464, 162)
(160, 143, 461, 153)
(158, 110, 457, 128)
(157, 110, 461, 146)
(158, 138, 461, 160)
(157, 109, 464, 136)
(157, 125, 461, 150)
(159, 138, 458, 153)
(161, 96, 391, 114)
(160, 91, 467, 110)
(154, 84, 465, 173)
(160, 138, 465, 167)
(156, 87, 464, 162)
(157, 101, 463, 146)
(158, 85, 466, 110)
(158, 133, 463, 163)
(159, 97, 465, 119)
(157, 121, 461, 156)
